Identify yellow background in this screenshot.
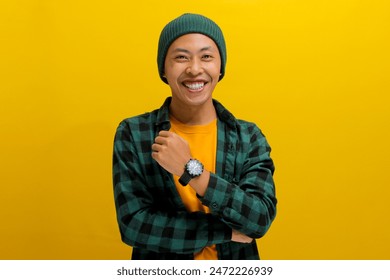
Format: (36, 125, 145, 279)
(1, 0, 389, 259)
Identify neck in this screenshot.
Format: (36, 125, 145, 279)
(169, 99, 217, 125)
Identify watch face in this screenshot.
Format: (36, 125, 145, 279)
(187, 159, 203, 176)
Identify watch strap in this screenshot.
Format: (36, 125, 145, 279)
(178, 170, 192, 186)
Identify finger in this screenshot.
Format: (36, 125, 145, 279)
(158, 130, 172, 137)
(151, 151, 159, 161)
(154, 136, 164, 145)
(154, 135, 170, 145)
(151, 143, 163, 152)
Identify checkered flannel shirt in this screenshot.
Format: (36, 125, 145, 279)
(113, 97, 277, 259)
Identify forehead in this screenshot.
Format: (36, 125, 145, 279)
(168, 33, 219, 52)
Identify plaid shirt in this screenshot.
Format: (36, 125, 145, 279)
(113, 97, 277, 260)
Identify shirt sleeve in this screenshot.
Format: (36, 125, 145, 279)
(113, 121, 232, 254)
(199, 124, 277, 239)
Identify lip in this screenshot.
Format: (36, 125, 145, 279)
(181, 79, 209, 92)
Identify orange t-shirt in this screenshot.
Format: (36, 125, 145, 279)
(169, 116, 218, 260)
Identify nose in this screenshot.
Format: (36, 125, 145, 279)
(186, 58, 203, 76)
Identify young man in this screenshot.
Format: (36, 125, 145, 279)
(113, 13, 277, 260)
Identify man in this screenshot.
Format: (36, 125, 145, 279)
(113, 13, 277, 260)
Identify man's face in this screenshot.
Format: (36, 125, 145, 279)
(164, 33, 221, 108)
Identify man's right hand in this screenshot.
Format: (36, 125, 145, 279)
(231, 229, 253, 243)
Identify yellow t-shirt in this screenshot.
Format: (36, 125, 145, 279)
(169, 116, 218, 260)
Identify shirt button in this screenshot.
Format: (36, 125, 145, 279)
(212, 202, 218, 209)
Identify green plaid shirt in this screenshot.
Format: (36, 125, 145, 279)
(113, 97, 277, 260)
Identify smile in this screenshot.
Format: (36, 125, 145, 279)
(183, 82, 206, 91)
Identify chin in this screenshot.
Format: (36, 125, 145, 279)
(184, 92, 212, 105)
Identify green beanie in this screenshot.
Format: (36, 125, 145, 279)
(157, 13, 227, 84)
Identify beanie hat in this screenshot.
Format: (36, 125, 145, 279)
(157, 13, 227, 84)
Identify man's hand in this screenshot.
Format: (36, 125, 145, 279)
(231, 229, 253, 243)
(152, 130, 191, 176)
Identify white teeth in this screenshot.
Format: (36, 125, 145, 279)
(184, 82, 205, 90)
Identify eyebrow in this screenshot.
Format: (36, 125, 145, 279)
(172, 46, 213, 53)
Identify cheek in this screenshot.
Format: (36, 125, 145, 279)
(209, 60, 222, 76)
(165, 63, 184, 80)
(210, 66, 222, 81)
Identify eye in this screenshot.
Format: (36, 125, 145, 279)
(175, 55, 188, 61)
(202, 54, 213, 61)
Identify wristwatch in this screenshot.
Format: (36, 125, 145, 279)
(178, 159, 204, 186)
